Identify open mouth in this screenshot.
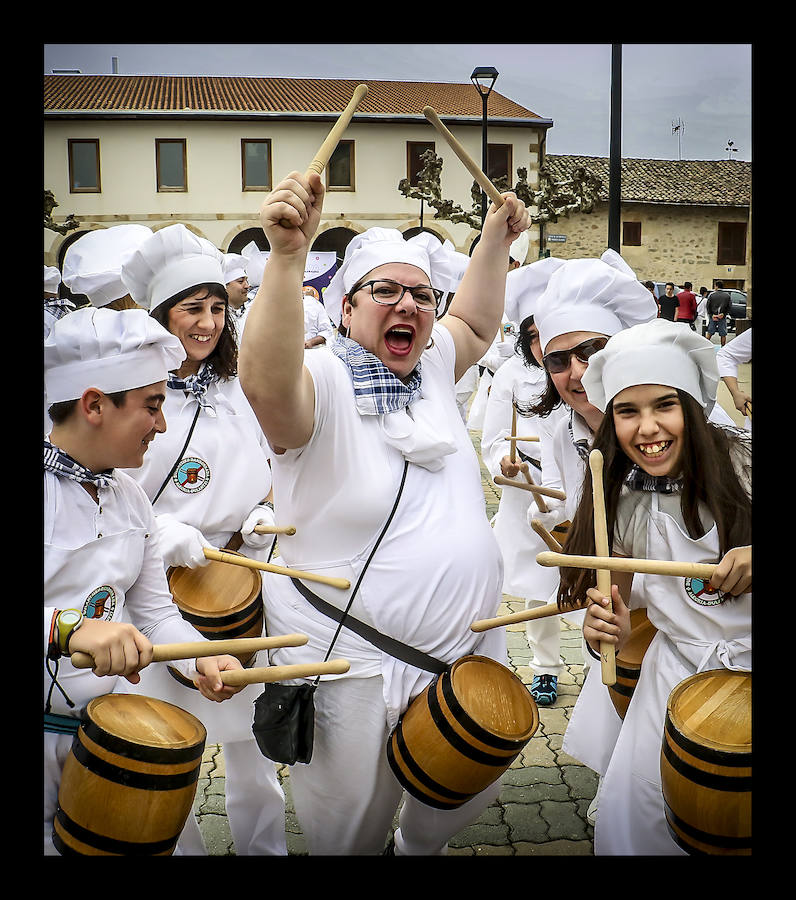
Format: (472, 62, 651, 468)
(637, 440, 672, 459)
(384, 325, 415, 356)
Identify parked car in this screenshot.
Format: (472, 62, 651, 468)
(702, 289, 747, 333)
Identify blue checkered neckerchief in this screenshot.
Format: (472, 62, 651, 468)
(624, 465, 683, 494)
(331, 335, 422, 415)
(43, 440, 114, 489)
(43, 298, 76, 320)
(167, 363, 218, 409)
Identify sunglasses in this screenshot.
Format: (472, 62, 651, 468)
(543, 337, 608, 374)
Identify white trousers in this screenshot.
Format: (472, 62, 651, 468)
(175, 737, 286, 856)
(524, 598, 564, 677)
(288, 675, 501, 855)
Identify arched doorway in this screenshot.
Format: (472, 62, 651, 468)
(228, 228, 270, 254)
(56, 228, 95, 305)
(402, 226, 444, 244)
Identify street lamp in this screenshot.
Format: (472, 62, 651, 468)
(470, 66, 499, 226)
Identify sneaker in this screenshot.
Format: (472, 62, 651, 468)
(531, 674, 557, 706)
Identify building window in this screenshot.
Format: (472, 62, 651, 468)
(622, 221, 642, 246)
(68, 139, 101, 192)
(156, 139, 187, 191)
(717, 221, 747, 265)
(327, 141, 355, 191)
(242, 139, 272, 191)
(407, 141, 435, 186)
(487, 144, 512, 186)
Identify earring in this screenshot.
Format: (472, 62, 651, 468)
(426, 336, 435, 350)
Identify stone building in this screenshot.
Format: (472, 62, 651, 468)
(44, 74, 552, 274)
(539, 154, 751, 293)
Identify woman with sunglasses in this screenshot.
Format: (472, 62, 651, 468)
(239, 170, 529, 855)
(556, 319, 751, 854)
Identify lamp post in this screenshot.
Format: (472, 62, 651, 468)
(470, 66, 499, 227)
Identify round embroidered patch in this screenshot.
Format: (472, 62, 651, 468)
(173, 457, 211, 493)
(84, 585, 117, 621)
(684, 576, 727, 606)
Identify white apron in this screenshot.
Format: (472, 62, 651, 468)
(594, 493, 751, 855)
(120, 386, 273, 743)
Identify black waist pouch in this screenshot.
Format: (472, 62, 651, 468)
(252, 682, 316, 765)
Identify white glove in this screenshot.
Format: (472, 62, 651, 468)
(526, 497, 567, 535)
(156, 514, 211, 569)
(241, 503, 277, 550)
(496, 340, 515, 358)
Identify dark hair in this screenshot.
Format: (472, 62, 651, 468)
(514, 315, 542, 369)
(665, 282, 675, 289)
(150, 283, 237, 379)
(683, 282, 693, 290)
(556, 390, 752, 609)
(642, 281, 655, 291)
(48, 389, 129, 426)
(715, 280, 724, 289)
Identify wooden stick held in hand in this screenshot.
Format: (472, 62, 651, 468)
(589, 450, 616, 685)
(535, 551, 717, 581)
(203, 547, 350, 590)
(494, 475, 566, 500)
(530, 519, 562, 553)
(423, 107, 505, 209)
(471, 599, 588, 633)
(220, 659, 350, 687)
(70, 633, 309, 670)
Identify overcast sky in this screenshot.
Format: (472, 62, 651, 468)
(44, 43, 752, 162)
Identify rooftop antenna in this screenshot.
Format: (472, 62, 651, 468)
(726, 139, 738, 160)
(671, 118, 685, 160)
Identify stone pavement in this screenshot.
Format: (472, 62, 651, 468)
(193, 331, 751, 856)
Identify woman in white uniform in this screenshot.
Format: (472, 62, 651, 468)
(118, 225, 286, 856)
(481, 257, 569, 704)
(238, 170, 530, 855)
(44, 308, 244, 855)
(558, 319, 752, 854)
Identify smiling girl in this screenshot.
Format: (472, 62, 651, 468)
(557, 318, 752, 854)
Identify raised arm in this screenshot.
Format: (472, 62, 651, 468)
(239, 172, 325, 450)
(441, 193, 529, 382)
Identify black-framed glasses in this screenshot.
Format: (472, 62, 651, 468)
(543, 337, 608, 374)
(356, 279, 443, 312)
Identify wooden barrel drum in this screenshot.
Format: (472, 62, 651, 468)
(387, 655, 539, 809)
(52, 693, 207, 855)
(660, 670, 751, 855)
(167, 554, 264, 687)
(608, 609, 658, 719)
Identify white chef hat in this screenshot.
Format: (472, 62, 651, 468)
(44, 266, 61, 296)
(44, 306, 186, 404)
(240, 241, 270, 288)
(509, 229, 530, 265)
(62, 225, 153, 308)
(323, 228, 460, 326)
(504, 256, 567, 326)
(534, 249, 658, 353)
(222, 253, 247, 283)
(120, 224, 225, 312)
(581, 318, 719, 416)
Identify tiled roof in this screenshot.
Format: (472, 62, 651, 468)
(543, 154, 751, 207)
(43, 74, 547, 122)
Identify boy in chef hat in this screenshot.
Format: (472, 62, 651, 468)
(240, 240, 270, 300)
(222, 251, 250, 312)
(61, 224, 153, 310)
(44, 306, 244, 854)
(557, 317, 751, 855)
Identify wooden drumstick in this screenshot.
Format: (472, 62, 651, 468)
(423, 106, 505, 209)
(589, 450, 615, 685)
(219, 659, 350, 687)
(279, 83, 368, 226)
(471, 599, 588, 633)
(70, 633, 309, 670)
(494, 475, 566, 500)
(536, 550, 717, 582)
(503, 436, 541, 442)
(203, 548, 350, 590)
(509, 405, 517, 463)
(530, 519, 562, 553)
(518, 463, 549, 513)
(253, 524, 297, 536)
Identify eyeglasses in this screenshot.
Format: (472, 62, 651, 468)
(542, 337, 608, 374)
(356, 279, 443, 312)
